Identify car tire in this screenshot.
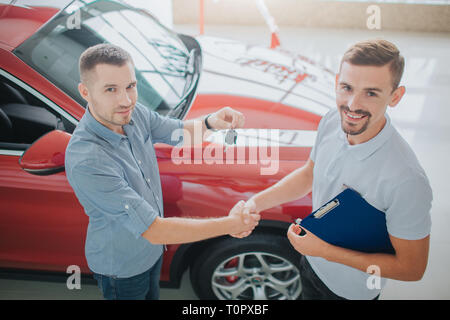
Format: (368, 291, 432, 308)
(190, 233, 303, 300)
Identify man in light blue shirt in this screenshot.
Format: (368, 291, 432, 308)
(242, 39, 432, 299)
(65, 44, 260, 300)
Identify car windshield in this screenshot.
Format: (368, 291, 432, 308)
(14, 0, 196, 116)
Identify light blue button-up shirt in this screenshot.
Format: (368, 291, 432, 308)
(65, 103, 183, 278)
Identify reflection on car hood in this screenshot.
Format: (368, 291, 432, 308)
(205, 128, 317, 148)
(195, 35, 336, 116)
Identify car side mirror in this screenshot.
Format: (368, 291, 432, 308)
(19, 130, 71, 175)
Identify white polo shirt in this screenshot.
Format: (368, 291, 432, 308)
(307, 108, 432, 300)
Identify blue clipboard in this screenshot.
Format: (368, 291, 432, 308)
(296, 188, 395, 254)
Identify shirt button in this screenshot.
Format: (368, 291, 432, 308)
(124, 204, 129, 210)
(138, 160, 142, 165)
(146, 178, 150, 183)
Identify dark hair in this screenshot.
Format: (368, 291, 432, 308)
(79, 43, 133, 83)
(340, 39, 405, 91)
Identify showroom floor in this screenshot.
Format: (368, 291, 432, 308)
(1, 24, 449, 300)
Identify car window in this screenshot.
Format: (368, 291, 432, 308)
(0, 74, 75, 151)
(14, 0, 192, 116)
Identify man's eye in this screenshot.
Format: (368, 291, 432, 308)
(342, 85, 351, 91)
(106, 88, 115, 93)
(127, 83, 136, 89)
(368, 91, 377, 97)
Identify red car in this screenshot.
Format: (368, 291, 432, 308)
(0, 0, 334, 300)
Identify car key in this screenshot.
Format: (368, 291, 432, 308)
(224, 128, 237, 153)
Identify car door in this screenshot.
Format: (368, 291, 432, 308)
(0, 69, 90, 274)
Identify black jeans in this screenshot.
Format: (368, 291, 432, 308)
(299, 255, 379, 300)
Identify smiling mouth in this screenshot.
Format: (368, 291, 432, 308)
(343, 110, 369, 122)
(346, 111, 365, 119)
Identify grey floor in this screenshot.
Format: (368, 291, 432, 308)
(1, 24, 449, 300)
(0, 270, 196, 300)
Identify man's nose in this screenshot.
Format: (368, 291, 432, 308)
(347, 93, 363, 111)
(119, 89, 132, 106)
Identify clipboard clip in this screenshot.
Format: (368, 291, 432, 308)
(313, 199, 340, 219)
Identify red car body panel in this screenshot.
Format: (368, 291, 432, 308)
(0, 1, 333, 286)
(0, 154, 89, 273)
(186, 94, 321, 130)
(0, 4, 59, 49)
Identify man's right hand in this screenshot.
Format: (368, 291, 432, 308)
(228, 200, 260, 237)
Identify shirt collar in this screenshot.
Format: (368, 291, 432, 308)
(84, 106, 126, 148)
(339, 113, 394, 161)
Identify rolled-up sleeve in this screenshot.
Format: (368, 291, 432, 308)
(68, 158, 159, 239)
(147, 109, 184, 146)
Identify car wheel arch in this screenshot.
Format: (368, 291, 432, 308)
(166, 219, 293, 290)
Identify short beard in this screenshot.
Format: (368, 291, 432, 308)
(339, 105, 371, 136)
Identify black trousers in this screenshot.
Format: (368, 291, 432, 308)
(299, 255, 380, 300)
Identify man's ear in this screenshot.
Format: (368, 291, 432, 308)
(335, 73, 339, 91)
(389, 86, 406, 108)
(78, 82, 89, 102)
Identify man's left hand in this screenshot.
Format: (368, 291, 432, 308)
(206, 106, 245, 130)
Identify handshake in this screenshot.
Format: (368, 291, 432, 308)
(227, 199, 260, 239)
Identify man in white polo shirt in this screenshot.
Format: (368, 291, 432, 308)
(241, 39, 432, 299)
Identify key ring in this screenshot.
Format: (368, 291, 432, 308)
(204, 114, 238, 150)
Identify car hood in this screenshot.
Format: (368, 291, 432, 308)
(205, 128, 316, 162)
(156, 127, 315, 164)
(194, 35, 336, 118)
(206, 128, 316, 148)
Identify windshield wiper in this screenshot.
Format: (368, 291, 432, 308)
(145, 40, 194, 77)
(147, 39, 188, 58)
(167, 49, 199, 118)
(185, 48, 195, 75)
